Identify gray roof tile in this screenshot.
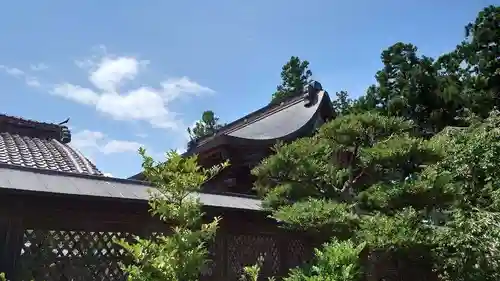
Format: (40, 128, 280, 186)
(0, 132, 102, 175)
(0, 114, 102, 175)
(0, 165, 262, 211)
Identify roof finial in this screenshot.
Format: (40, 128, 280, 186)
(303, 80, 322, 107)
(60, 126, 72, 144)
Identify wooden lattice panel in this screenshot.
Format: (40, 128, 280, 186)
(286, 238, 306, 269)
(18, 229, 136, 281)
(227, 234, 280, 280)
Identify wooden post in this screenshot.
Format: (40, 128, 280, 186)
(0, 216, 24, 280)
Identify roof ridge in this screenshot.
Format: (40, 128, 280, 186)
(0, 114, 71, 143)
(0, 114, 63, 129)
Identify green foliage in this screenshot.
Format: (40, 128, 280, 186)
(271, 56, 313, 104)
(0, 272, 37, 281)
(284, 240, 365, 281)
(423, 112, 500, 280)
(252, 5, 500, 281)
(187, 110, 225, 142)
(254, 109, 500, 280)
(353, 42, 465, 136)
(351, 6, 500, 134)
(240, 255, 276, 281)
(432, 210, 500, 281)
(240, 262, 262, 281)
(253, 112, 441, 215)
(116, 148, 228, 281)
(356, 208, 432, 248)
(463, 5, 500, 96)
(272, 199, 358, 237)
(424, 112, 500, 211)
(331, 91, 354, 116)
(253, 112, 443, 279)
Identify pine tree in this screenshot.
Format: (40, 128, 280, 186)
(271, 56, 313, 104)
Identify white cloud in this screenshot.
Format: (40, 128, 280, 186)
(103, 172, 113, 177)
(71, 129, 143, 155)
(95, 88, 174, 127)
(161, 77, 215, 102)
(50, 73, 212, 129)
(0, 47, 215, 131)
(88, 56, 148, 92)
(51, 83, 99, 105)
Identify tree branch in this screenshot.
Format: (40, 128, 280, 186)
(340, 143, 360, 195)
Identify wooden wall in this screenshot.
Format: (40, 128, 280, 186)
(0, 189, 313, 281)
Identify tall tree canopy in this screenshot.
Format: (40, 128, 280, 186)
(454, 5, 500, 118)
(271, 56, 313, 104)
(353, 5, 500, 134)
(331, 90, 354, 116)
(187, 110, 225, 141)
(352, 42, 466, 136)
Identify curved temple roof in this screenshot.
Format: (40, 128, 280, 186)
(226, 91, 327, 140)
(186, 86, 333, 155)
(0, 114, 102, 175)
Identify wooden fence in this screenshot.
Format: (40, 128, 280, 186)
(0, 189, 313, 281)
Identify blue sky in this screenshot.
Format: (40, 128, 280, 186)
(0, 0, 497, 178)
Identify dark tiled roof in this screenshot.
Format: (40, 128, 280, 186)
(0, 164, 261, 211)
(0, 114, 102, 175)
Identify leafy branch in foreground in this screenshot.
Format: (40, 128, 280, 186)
(116, 148, 229, 281)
